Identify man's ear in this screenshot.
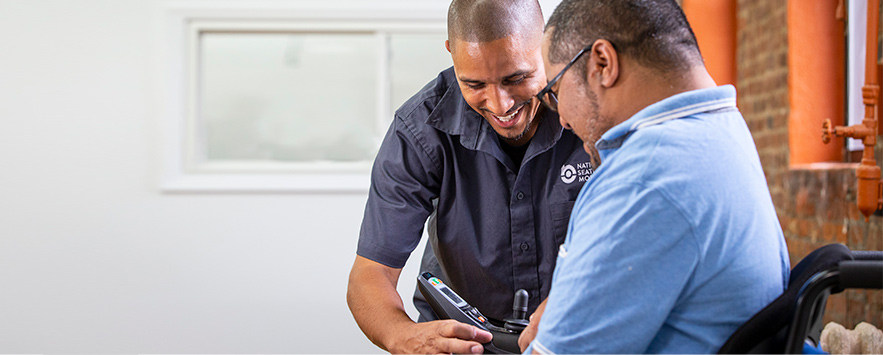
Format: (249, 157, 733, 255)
(585, 39, 619, 88)
(445, 39, 451, 53)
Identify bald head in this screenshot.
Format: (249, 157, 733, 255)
(448, 0, 544, 47)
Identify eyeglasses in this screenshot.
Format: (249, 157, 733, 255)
(536, 43, 594, 112)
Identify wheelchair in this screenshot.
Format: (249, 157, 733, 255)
(718, 244, 883, 354)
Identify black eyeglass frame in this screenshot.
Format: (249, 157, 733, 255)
(535, 43, 595, 112)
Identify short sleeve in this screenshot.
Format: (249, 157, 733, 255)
(356, 115, 442, 268)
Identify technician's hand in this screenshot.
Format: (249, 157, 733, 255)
(518, 299, 547, 352)
(388, 319, 492, 354)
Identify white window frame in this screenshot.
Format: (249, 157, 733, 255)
(161, 1, 447, 192)
(847, 0, 868, 152)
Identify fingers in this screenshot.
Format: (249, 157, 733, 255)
(518, 321, 538, 352)
(392, 321, 491, 354)
(474, 328, 493, 343)
(437, 320, 492, 342)
(434, 321, 491, 354)
(435, 338, 484, 355)
(519, 303, 546, 352)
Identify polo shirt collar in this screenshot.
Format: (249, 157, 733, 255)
(596, 84, 737, 159)
(425, 78, 485, 150)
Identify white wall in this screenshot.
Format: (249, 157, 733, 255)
(0, 0, 561, 352)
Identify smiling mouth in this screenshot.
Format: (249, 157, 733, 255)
(494, 106, 521, 122)
(493, 101, 531, 124)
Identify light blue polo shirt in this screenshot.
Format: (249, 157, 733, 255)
(529, 85, 790, 354)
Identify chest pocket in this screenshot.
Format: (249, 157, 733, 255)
(551, 200, 575, 245)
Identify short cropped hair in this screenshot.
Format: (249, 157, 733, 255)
(448, 0, 544, 44)
(546, 0, 703, 73)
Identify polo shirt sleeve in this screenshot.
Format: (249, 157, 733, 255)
(357, 115, 442, 269)
(531, 181, 700, 354)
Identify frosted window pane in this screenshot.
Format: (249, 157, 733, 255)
(200, 33, 378, 162)
(389, 34, 453, 112)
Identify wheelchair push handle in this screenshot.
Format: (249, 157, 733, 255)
(838, 260, 883, 289)
(851, 250, 883, 261)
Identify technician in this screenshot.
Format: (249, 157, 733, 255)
(346, 0, 593, 353)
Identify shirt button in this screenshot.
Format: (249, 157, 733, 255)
(520, 242, 530, 251)
(516, 191, 524, 200)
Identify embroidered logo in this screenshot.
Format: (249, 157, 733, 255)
(561, 161, 594, 184)
(560, 164, 576, 184)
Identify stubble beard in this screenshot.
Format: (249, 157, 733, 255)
(581, 88, 606, 169)
(498, 100, 539, 145)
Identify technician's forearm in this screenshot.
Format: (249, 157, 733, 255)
(346, 257, 412, 350)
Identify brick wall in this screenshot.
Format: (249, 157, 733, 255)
(736, 0, 789, 206)
(736, 0, 882, 329)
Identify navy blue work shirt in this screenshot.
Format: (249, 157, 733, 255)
(357, 67, 592, 322)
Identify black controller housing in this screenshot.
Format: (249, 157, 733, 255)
(417, 272, 524, 354)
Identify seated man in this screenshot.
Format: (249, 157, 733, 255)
(518, 0, 791, 353)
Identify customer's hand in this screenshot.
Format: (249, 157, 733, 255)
(518, 299, 547, 352)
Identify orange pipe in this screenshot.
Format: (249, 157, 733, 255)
(822, 0, 882, 220)
(856, 0, 881, 220)
(682, 0, 737, 87)
(791, 0, 846, 165)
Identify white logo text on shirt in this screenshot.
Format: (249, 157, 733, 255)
(561, 162, 593, 184)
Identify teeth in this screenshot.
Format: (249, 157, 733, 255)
(495, 107, 520, 122)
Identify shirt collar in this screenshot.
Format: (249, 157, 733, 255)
(596, 85, 737, 157)
(425, 70, 485, 150)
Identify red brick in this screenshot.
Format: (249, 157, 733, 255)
(786, 218, 799, 237)
(847, 298, 867, 328)
(795, 189, 811, 217)
(737, 0, 881, 329)
(797, 219, 812, 238)
(848, 222, 866, 250)
(868, 222, 881, 250)
(825, 296, 848, 325)
(821, 222, 846, 243)
(836, 224, 849, 244)
(827, 200, 848, 221)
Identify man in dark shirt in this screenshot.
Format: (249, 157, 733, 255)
(346, 0, 592, 353)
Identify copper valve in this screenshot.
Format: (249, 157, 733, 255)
(821, 0, 882, 221)
(821, 92, 882, 221)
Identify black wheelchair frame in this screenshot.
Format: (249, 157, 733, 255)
(718, 244, 883, 354)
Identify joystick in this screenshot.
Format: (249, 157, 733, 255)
(416, 272, 530, 353)
(504, 289, 530, 332)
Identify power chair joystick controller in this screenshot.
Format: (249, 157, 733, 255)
(503, 289, 530, 332)
(417, 272, 530, 354)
